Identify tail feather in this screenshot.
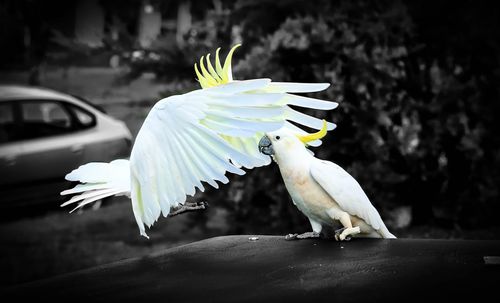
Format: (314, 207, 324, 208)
(60, 183, 109, 195)
(380, 224, 397, 239)
(69, 189, 124, 213)
(62, 188, 121, 207)
(61, 159, 131, 211)
(383, 232, 397, 239)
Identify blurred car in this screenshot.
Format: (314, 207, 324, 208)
(0, 85, 132, 210)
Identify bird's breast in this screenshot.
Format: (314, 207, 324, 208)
(279, 165, 339, 223)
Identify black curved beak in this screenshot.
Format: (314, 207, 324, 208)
(258, 135, 274, 155)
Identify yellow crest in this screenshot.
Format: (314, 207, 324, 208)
(194, 44, 241, 89)
(296, 120, 328, 144)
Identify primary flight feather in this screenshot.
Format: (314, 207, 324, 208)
(61, 44, 338, 238)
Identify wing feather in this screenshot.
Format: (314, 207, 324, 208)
(205, 93, 284, 107)
(284, 94, 338, 110)
(207, 105, 284, 119)
(203, 114, 283, 137)
(285, 106, 337, 130)
(267, 82, 330, 93)
(310, 159, 385, 230)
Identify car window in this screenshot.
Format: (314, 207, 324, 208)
(0, 103, 15, 143)
(20, 101, 73, 140)
(69, 105, 96, 128)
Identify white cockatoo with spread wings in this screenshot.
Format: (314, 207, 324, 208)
(61, 44, 338, 238)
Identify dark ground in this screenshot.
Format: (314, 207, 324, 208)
(1, 198, 499, 288)
(3, 235, 500, 302)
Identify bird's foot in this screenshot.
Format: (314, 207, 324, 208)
(168, 201, 208, 217)
(285, 231, 320, 241)
(334, 226, 361, 241)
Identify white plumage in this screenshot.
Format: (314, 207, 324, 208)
(60, 160, 130, 213)
(310, 159, 395, 238)
(260, 127, 396, 240)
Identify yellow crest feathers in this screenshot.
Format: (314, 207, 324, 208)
(194, 44, 241, 89)
(296, 120, 328, 144)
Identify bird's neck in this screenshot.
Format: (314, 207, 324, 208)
(274, 147, 313, 175)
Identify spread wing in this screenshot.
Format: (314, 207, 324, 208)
(130, 79, 337, 237)
(309, 158, 385, 231)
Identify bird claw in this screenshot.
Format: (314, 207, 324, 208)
(196, 201, 208, 209)
(334, 234, 352, 241)
(168, 201, 209, 217)
(334, 227, 352, 241)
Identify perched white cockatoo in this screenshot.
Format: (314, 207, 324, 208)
(61, 44, 338, 238)
(258, 121, 396, 241)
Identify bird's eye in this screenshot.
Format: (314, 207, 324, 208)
(275, 136, 281, 140)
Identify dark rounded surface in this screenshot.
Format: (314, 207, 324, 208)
(2, 236, 500, 302)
